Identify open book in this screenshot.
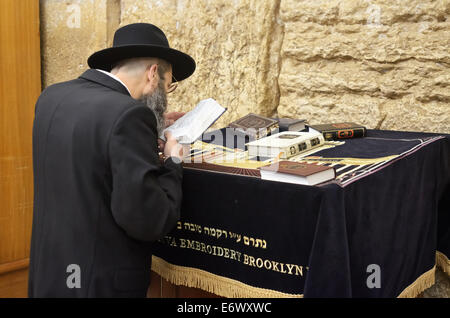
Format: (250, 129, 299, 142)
(161, 98, 227, 144)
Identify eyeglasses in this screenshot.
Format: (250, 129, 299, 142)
(167, 75, 178, 94)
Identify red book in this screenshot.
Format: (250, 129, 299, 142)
(260, 161, 336, 186)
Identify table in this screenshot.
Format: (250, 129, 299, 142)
(150, 129, 450, 298)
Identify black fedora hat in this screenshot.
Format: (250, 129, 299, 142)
(87, 23, 195, 82)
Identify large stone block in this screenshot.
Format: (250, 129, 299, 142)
(120, 0, 284, 129)
(278, 0, 450, 133)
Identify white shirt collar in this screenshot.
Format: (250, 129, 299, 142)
(96, 69, 131, 95)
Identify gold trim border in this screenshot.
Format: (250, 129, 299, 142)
(153, 256, 443, 298)
(436, 251, 450, 275)
(397, 266, 436, 298)
(151, 256, 303, 298)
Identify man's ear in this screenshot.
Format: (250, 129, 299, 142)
(144, 63, 159, 95)
(147, 64, 158, 82)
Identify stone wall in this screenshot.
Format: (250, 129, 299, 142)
(40, 0, 119, 88)
(278, 0, 450, 133)
(40, 0, 449, 132)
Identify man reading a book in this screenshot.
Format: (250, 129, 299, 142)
(29, 23, 196, 297)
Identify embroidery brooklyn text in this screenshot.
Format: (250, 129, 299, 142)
(161, 236, 308, 276)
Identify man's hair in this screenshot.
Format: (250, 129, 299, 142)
(110, 57, 171, 80)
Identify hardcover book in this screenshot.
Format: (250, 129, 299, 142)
(245, 131, 325, 159)
(309, 122, 366, 141)
(260, 161, 336, 186)
(272, 118, 306, 132)
(228, 113, 279, 139)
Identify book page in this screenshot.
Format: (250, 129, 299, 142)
(162, 98, 226, 144)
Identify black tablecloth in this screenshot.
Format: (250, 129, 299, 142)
(152, 129, 450, 297)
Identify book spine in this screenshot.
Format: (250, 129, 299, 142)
(233, 125, 279, 139)
(248, 135, 325, 158)
(321, 128, 366, 141)
(281, 135, 325, 159)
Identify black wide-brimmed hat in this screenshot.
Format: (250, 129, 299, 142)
(87, 23, 195, 82)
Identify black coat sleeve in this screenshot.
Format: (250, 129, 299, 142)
(108, 105, 183, 242)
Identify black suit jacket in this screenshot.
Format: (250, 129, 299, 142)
(29, 69, 183, 297)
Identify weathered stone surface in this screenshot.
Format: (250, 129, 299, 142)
(119, 0, 283, 129)
(40, 0, 120, 88)
(278, 0, 450, 133)
(41, 0, 449, 133)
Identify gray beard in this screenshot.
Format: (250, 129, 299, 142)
(140, 81, 167, 137)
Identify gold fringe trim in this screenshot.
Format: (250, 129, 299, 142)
(153, 256, 442, 298)
(436, 251, 450, 275)
(151, 256, 303, 298)
(397, 266, 435, 298)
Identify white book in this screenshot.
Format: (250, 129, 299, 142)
(162, 98, 227, 144)
(246, 131, 325, 159)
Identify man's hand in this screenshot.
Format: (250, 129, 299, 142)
(164, 111, 185, 128)
(163, 131, 184, 162)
